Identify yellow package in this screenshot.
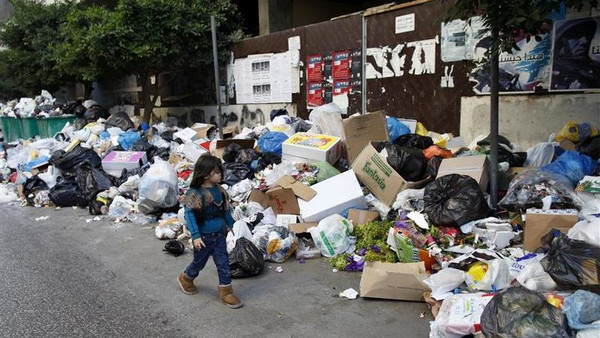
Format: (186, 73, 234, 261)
(466, 261, 489, 283)
(416, 122, 428, 136)
(556, 121, 598, 143)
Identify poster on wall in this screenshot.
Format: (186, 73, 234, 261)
(333, 50, 351, 79)
(234, 52, 293, 103)
(470, 31, 553, 94)
(307, 54, 323, 82)
(550, 16, 600, 91)
(307, 82, 324, 108)
(440, 17, 489, 62)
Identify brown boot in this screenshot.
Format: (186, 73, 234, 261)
(177, 273, 198, 295)
(218, 284, 243, 308)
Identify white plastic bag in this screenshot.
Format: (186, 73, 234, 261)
(226, 220, 253, 253)
(465, 258, 510, 291)
(309, 214, 353, 258)
(118, 175, 140, 193)
(515, 261, 557, 291)
(424, 268, 465, 300)
(108, 196, 137, 218)
(524, 142, 557, 167)
(38, 166, 61, 189)
(568, 219, 600, 247)
(138, 157, 179, 212)
(308, 103, 344, 138)
(430, 293, 494, 338)
(392, 188, 425, 212)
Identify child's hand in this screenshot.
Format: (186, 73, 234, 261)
(193, 238, 205, 250)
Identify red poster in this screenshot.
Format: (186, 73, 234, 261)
(333, 80, 350, 96)
(307, 54, 323, 82)
(307, 82, 324, 108)
(332, 50, 350, 80)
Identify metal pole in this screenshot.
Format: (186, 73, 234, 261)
(211, 16, 223, 139)
(489, 23, 499, 208)
(361, 13, 367, 115)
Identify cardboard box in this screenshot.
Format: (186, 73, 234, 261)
(101, 151, 148, 177)
(298, 170, 367, 222)
(288, 223, 318, 234)
(173, 127, 200, 143)
(524, 209, 578, 252)
(359, 261, 431, 302)
(183, 139, 209, 163)
(282, 132, 342, 164)
(352, 143, 408, 206)
(436, 155, 490, 191)
(276, 175, 316, 201)
(347, 209, 380, 226)
(190, 123, 217, 139)
(211, 139, 256, 159)
(248, 188, 300, 215)
(342, 111, 389, 164)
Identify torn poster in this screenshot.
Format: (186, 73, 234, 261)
(234, 52, 292, 103)
(441, 19, 468, 62)
(407, 38, 437, 75)
(333, 80, 350, 111)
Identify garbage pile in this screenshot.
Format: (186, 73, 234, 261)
(0, 100, 599, 337)
(0, 90, 106, 119)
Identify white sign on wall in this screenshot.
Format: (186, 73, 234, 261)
(395, 13, 415, 34)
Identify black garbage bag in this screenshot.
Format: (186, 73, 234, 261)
(163, 240, 185, 257)
(223, 143, 242, 163)
(257, 153, 282, 171)
(578, 135, 600, 161)
(539, 230, 600, 292)
(148, 147, 170, 162)
(423, 174, 490, 227)
(62, 100, 85, 116)
(23, 176, 49, 205)
(236, 149, 258, 165)
(497, 146, 527, 167)
(393, 134, 433, 150)
(229, 238, 265, 278)
(49, 177, 85, 207)
(50, 146, 102, 172)
(480, 287, 571, 338)
(270, 108, 288, 121)
(83, 105, 110, 122)
(160, 130, 175, 142)
(426, 156, 444, 178)
(375, 142, 427, 181)
(88, 198, 109, 215)
(477, 134, 512, 148)
(105, 111, 134, 131)
(223, 162, 253, 186)
(75, 163, 114, 203)
(131, 139, 157, 161)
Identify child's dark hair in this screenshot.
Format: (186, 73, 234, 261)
(190, 154, 223, 188)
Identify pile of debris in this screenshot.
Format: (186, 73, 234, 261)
(1, 99, 599, 337)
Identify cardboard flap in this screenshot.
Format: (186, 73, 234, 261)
(347, 209, 380, 226)
(288, 223, 318, 234)
(276, 175, 317, 201)
(360, 261, 430, 302)
(342, 111, 389, 164)
(248, 190, 270, 209)
(266, 187, 300, 215)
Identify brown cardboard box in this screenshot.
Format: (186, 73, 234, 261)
(211, 139, 255, 159)
(343, 111, 389, 164)
(524, 209, 579, 251)
(436, 155, 490, 191)
(248, 188, 300, 215)
(347, 209, 380, 226)
(191, 123, 217, 138)
(276, 175, 316, 201)
(352, 143, 408, 206)
(288, 223, 318, 234)
(359, 261, 430, 302)
(559, 139, 576, 151)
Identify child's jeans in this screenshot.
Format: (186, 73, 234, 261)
(185, 232, 232, 286)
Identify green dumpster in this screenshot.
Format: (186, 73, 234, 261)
(0, 116, 23, 142)
(20, 117, 41, 140)
(37, 116, 76, 138)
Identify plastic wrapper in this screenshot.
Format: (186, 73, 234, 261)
(386, 117, 410, 142)
(117, 131, 141, 151)
(263, 161, 298, 187)
(229, 238, 265, 278)
(424, 174, 490, 227)
(295, 236, 321, 260)
(480, 287, 570, 338)
(137, 157, 179, 213)
(257, 131, 288, 156)
(563, 290, 600, 331)
(556, 121, 598, 143)
(105, 111, 134, 131)
(307, 103, 344, 138)
(499, 169, 582, 211)
(308, 161, 340, 184)
(423, 145, 453, 161)
(430, 293, 494, 338)
(108, 196, 137, 218)
(393, 133, 433, 150)
(540, 230, 600, 291)
(541, 150, 597, 187)
(309, 214, 354, 258)
(251, 225, 297, 263)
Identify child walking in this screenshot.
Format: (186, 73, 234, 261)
(177, 155, 243, 309)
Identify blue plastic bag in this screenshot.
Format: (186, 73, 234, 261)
(386, 117, 410, 142)
(258, 132, 288, 156)
(24, 156, 50, 172)
(541, 150, 597, 187)
(118, 131, 141, 151)
(563, 290, 600, 331)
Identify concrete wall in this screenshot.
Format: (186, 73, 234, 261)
(460, 94, 600, 149)
(150, 103, 297, 129)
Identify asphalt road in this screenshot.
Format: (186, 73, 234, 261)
(0, 202, 431, 338)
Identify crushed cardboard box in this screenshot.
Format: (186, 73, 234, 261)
(342, 111, 389, 164)
(347, 209, 380, 226)
(360, 261, 430, 302)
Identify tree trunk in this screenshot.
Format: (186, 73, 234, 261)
(83, 81, 93, 100)
(489, 16, 500, 208)
(141, 74, 153, 123)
